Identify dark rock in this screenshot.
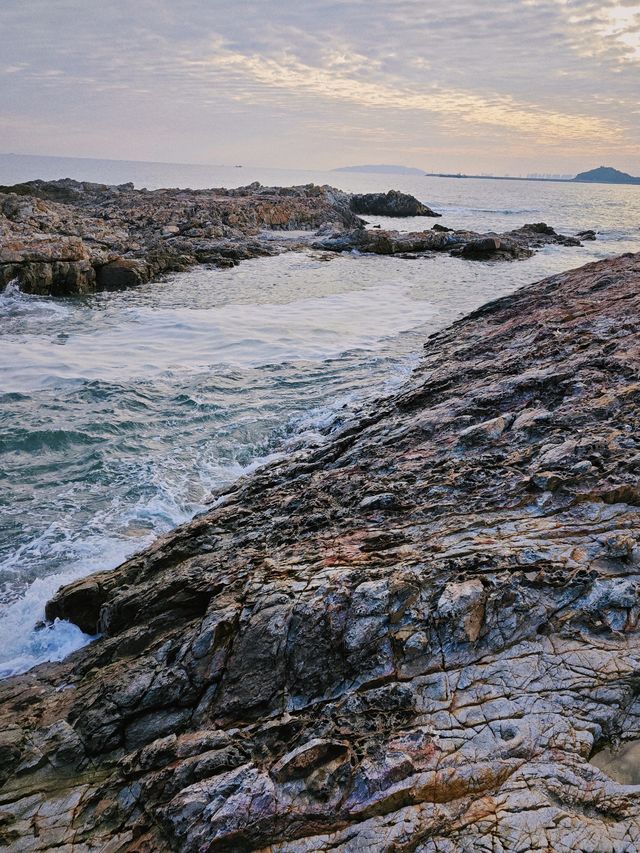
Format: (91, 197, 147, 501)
(45, 579, 104, 634)
(459, 236, 502, 259)
(0, 727, 23, 787)
(511, 222, 582, 247)
(95, 258, 149, 289)
(359, 492, 398, 510)
(350, 190, 440, 217)
(314, 221, 578, 263)
(270, 739, 350, 782)
(524, 222, 556, 235)
(0, 180, 589, 293)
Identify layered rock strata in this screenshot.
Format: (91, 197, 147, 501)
(2, 252, 640, 851)
(0, 180, 360, 295)
(0, 180, 586, 295)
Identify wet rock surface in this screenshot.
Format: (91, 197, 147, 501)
(0, 179, 362, 295)
(349, 189, 440, 217)
(0, 179, 587, 295)
(314, 220, 584, 261)
(2, 253, 640, 851)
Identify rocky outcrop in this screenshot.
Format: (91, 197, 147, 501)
(350, 190, 440, 217)
(0, 180, 363, 295)
(1, 180, 588, 296)
(508, 221, 582, 247)
(2, 252, 640, 850)
(314, 221, 582, 260)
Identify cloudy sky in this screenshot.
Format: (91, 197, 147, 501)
(1, 0, 639, 174)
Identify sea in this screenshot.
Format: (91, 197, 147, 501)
(1, 153, 638, 678)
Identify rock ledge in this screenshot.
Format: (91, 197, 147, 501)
(2, 253, 640, 851)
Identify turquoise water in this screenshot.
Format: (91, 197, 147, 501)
(0, 156, 638, 676)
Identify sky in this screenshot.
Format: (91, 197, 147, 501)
(1, 0, 639, 174)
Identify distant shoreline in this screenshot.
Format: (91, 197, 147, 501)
(426, 172, 572, 184)
(425, 172, 640, 187)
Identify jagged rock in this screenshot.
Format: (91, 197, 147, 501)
(0, 180, 587, 295)
(512, 221, 582, 247)
(359, 492, 398, 511)
(350, 190, 440, 217)
(2, 254, 640, 851)
(523, 221, 557, 236)
(0, 180, 364, 295)
(44, 579, 103, 634)
(458, 413, 513, 443)
(270, 738, 350, 782)
(313, 221, 580, 262)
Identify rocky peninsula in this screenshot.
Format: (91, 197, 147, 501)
(0, 179, 588, 295)
(1, 251, 640, 851)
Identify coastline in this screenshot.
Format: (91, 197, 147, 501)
(0, 179, 589, 297)
(2, 251, 640, 850)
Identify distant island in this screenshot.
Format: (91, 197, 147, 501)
(573, 166, 640, 185)
(333, 164, 425, 175)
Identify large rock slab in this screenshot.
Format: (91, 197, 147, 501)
(2, 253, 640, 851)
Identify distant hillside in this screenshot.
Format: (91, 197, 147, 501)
(573, 166, 640, 185)
(333, 164, 425, 175)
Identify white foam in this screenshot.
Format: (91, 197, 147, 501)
(0, 569, 97, 678)
(0, 619, 92, 679)
(0, 282, 436, 392)
(0, 435, 316, 678)
(1, 278, 21, 298)
(434, 205, 541, 215)
(0, 521, 151, 678)
(0, 278, 71, 321)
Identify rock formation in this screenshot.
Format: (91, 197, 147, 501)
(2, 252, 640, 851)
(349, 189, 440, 217)
(314, 220, 582, 260)
(0, 180, 587, 296)
(0, 180, 361, 296)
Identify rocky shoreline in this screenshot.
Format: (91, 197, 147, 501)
(1, 251, 640, 851)
(0, 179, 589, 295)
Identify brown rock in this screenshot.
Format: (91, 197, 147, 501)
(95, 258, 149, 289)
(1, 254, 640, 851)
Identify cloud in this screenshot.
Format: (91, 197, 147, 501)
(550, 1, 640, 64)
(594, 4, 640, 62)
(0, 0, 638, 171)
(187, 41, 622, 146)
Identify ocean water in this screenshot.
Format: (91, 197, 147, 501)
(0, 154, 638, 677)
